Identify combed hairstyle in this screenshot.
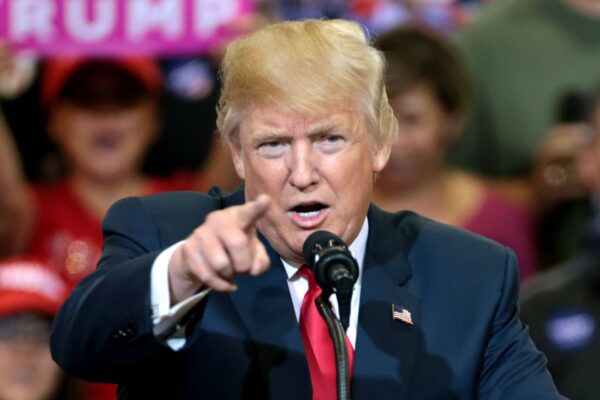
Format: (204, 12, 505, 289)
(376, 26, 471, 117)
(216, 19, 398, 148)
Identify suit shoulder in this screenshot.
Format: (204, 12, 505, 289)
(111, 186, 242, 220)
(104, 188, 242, 246)
(139, 190, 222, 213)
(105, 191, 219, 224)
(420, 214, 508, 257)
(379, 208, 514, 278)
(138, 189, 238, 233)
(385, 209, 508, 257)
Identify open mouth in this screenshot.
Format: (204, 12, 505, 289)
(292, 203, 326, 216)
(289, 202, 329, 227)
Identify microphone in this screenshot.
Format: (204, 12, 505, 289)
(302, 230, 359, 331)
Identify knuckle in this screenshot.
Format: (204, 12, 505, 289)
(180, 242, 196, 263)
(212, 258, 232, 275)
(228, 234, 249, 251)
(235, 262, 251, 274)
(195, 265, 213, 285)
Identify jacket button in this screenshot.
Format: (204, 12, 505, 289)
(110, 323, 137, 343)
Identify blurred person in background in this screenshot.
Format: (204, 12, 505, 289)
(0, 55, 241, 400)
(0, 104, 32, 257)
(0, 55, 240, 288)
(0, 256, 81, 400)
(0, 40, 48, 184)
(351, 0, 474, 35)
(31, 58, 195, 289)
(374, 26, 538, 279)
(451, 0, 600, 267)
(520, 85, 600, 400)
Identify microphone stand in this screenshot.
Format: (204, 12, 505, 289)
(315, 295, 351, 400)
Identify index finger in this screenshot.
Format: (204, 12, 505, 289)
(237, 194, 271, 230)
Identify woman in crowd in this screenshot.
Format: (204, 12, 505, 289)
(374, 27, 538, 279)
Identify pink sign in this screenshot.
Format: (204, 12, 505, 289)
(0, 0, 255, 56)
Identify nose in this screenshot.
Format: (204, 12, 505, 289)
(288, 141, 319, 190)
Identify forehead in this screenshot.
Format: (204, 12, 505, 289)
(239, 106, 362, 137)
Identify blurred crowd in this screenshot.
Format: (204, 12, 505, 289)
(0, 0, 599, 399)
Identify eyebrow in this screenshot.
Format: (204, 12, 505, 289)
(306, 119, 349, 136)
(250, 116, 352, 142)
(251, 128, 289, 143)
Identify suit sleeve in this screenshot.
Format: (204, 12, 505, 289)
(50, 196, 179, 383)
(478, 249, 565, 399)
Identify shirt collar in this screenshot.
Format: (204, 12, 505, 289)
(282, 217, 369, 280)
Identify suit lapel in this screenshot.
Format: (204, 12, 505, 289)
(228, 233, 311, 400)
(352, 206, 422, 399)
(223, 190, 421, 399)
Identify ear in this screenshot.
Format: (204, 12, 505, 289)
(373, 141, 392, 173)
(228, 136, 246, 180)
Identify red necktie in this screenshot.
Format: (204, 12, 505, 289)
(298, 266, 354, 400)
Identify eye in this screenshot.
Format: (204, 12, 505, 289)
(317, 134, 346, 153)
(396, 110, 421, 129)
(256, 140, 288, 158)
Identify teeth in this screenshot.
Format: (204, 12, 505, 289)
(297, 210, 320, 218)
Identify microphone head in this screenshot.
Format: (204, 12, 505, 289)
(302, 230, 359, 291)
(302, 230, 345, 268)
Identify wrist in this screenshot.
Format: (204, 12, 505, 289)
(168, 248, 202, 305)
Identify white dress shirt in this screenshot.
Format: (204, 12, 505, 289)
(150, 219, 368, 350)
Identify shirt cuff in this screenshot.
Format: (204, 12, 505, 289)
(150, 240, 211, 350)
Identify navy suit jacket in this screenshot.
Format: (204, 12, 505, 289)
(51, 188, 563, 399)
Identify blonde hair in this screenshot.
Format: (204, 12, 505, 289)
(216, 19, 398, 148)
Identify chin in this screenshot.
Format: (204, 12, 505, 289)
(89, 166, 130, 182)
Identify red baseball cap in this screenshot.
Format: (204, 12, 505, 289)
(41, 56, 163, 106)
(0, 257, 68, 318)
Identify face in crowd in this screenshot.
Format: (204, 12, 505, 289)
(217, 20, 397, 264)
(0, 259, 69, 400)
(380, 83, 463, 190)
(375, 27, 469, 192)
(0, 313, 62, 400)
(46, 62, 159, 182)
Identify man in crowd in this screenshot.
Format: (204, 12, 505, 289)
(452, 0, 600, 266)
(51, 19, 563, 399)
(520, 87, 600, 399)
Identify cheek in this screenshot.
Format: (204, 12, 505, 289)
(0, 344, 11, 372)
(55, 119, 88, 148)
(37, 350, 62, 381)
(245, 158, 287, 189)
(325, 151, 373, 189)
(60, 132, 89, 157)
(124, 110, 153, 131)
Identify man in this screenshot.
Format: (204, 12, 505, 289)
(451, 0, 600, 266)
(51, 19, 563, 399)
(520, 88, 600, 399)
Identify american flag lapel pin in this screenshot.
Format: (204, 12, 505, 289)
(392, 304, 413, 325)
